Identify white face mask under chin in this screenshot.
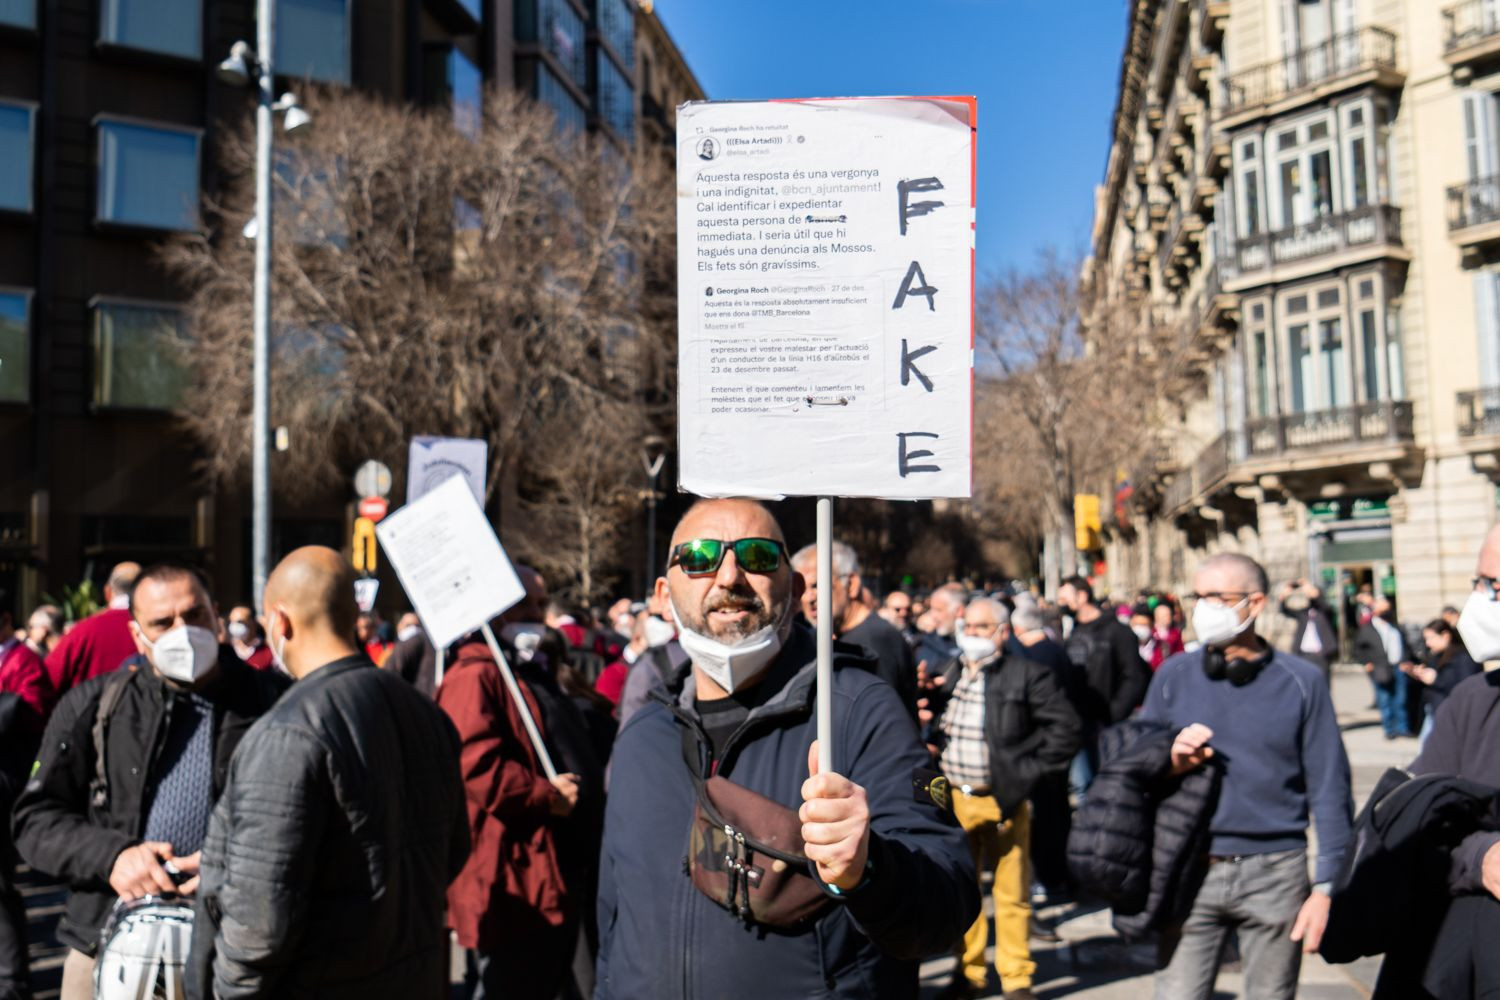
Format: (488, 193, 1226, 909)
(670, 596, 790, 695)
(1458, 589, 1500, 662)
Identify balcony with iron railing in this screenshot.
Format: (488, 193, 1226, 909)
(1219, 27, 1402, 127)
(1458, 387, 1500, 438)
(1447, 175, 1500, 262)
(1223, 203, 1405, 290)
(1244, 400, 1414, 458)
(1444, 1, 1500, 68)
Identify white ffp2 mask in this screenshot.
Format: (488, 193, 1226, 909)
(1458, 589, 1500, 662)
(142, 624, 220, 683)
(1192, 597, 1254, 648)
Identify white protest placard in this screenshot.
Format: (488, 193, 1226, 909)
(676, 97, 975, 500)
(352, 578, 379, 613)
(375, 474, 524, 649)
(407, 436, 488, 506)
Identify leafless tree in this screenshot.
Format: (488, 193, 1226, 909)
(162, 86, 677, 591)
(973, 250, 1165, 593)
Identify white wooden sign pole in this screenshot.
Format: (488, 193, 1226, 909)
(480, 622, 560, 781)
(816, 497, 834, 773)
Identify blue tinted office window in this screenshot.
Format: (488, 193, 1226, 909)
(595, 0, 633, 68)
(0, 0, 34, 29)
(452, 47, 482, 138)
(596, 50, 634, 142)
(101, 0, 201, 58)
(97, 121, 200, 230)
(519, 0, 585, 87)
(93, 302, 188, 409)
(456, 0, 479, 18)
(0, 104, 34, 213)
(0, 292, 29, 403)
(278, 0, 349, 84)
(538, 64, 586, 133)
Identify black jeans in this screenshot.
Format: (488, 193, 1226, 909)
(1029, 771, 1072, 892)
(0, 861, 30, 1000)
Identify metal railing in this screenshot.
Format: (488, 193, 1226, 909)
(1222, 27, 1397, 115)
(1445, 0, 1500, 53)
(1228, 204, 1401, 278)
(1195, 431, 1232, 490)
(1244, 400, 1414, 457)
(1458, 387, 1500, 437)
(1162, 467, 1196, 514)
(1448, 175, 1500, 233)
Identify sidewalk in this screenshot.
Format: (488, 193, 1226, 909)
(919, 664, 1405, 999)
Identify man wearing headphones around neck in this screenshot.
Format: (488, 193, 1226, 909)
(1140, 553, 1353, 1000)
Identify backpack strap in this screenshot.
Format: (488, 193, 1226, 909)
(89, 665, 137, 809)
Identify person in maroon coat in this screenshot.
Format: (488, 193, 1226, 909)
(42, 561, 140, 714)
(437, 568, 587, 1000)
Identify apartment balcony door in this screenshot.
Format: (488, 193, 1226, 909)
(1272, 119, 1336, 231)
(1467, 91, 1500, 389)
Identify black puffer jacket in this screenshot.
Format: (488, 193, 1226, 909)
(1067, 720, 1222, 939)
(12, 652, 287, 954)
(187, 656, 469, 1000)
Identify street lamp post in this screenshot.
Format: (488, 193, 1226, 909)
(219, 7, 310, 613)
(251, 0, 274, 615)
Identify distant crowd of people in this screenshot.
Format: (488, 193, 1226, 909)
(0, 508, 1495, 999)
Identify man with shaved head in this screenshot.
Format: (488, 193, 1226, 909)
(595, 498, 977, 999)
(15, 563, 285, 1000)
(1140, 551, 1352, 999)
(186, 546, 468, 1000)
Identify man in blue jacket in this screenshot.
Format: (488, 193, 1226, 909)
(1142, 552, 1352, 1000)
(595, 498, 977, 999)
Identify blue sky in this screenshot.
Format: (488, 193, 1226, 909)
(652, 0, 1131, 278)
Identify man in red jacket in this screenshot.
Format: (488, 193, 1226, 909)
(42, 561, 140, 714)
(438, 567, 583, 1000)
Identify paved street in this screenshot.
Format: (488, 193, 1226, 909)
(918, 664, 1405, 999)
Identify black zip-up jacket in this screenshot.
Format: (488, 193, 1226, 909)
(1064, 615, 1151, 725)
(935, 648, 1080, 815)
(187, 655, 469, 1000)
(596, 625, 977, 1000)
(12, 650, 287, 955)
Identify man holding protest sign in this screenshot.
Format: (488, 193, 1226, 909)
(594, 498, 977, 998)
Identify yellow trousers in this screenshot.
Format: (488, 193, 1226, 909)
(952, 793, 1034, 991)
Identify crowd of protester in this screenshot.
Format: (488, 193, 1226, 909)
(0, 508, 1494, 999)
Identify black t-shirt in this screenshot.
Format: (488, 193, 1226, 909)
(694, 681, 778, 765)
(841, 612, 919, 719)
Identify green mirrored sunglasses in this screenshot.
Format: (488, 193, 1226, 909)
(668, 537, 787, 577)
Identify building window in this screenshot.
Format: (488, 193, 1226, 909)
(1280, 280, 1350, 413)
(92, 301, 189, 410)
(519, 0, 586, 87)
(1359, 308, 1379, 401)
(1235, 137, 1263, 239)
(0, 291, 30, 404)
(425, 44, 482, 139)
(277, 0, 349, 84)
(595, 47, 634, 141)
(536, 63, 586, 133)
(0, 0, 34, 29)
(1271, 113, 1336, 230)
(0, 102, 34, 214)
(1340, 101, 1375, 210)
(96, 120, 200, 231)
(100, 0, 201, 59)
(273, 149, 347, 247)
(594, 0, 633, 68)
(1386, 305, 1404, 399)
